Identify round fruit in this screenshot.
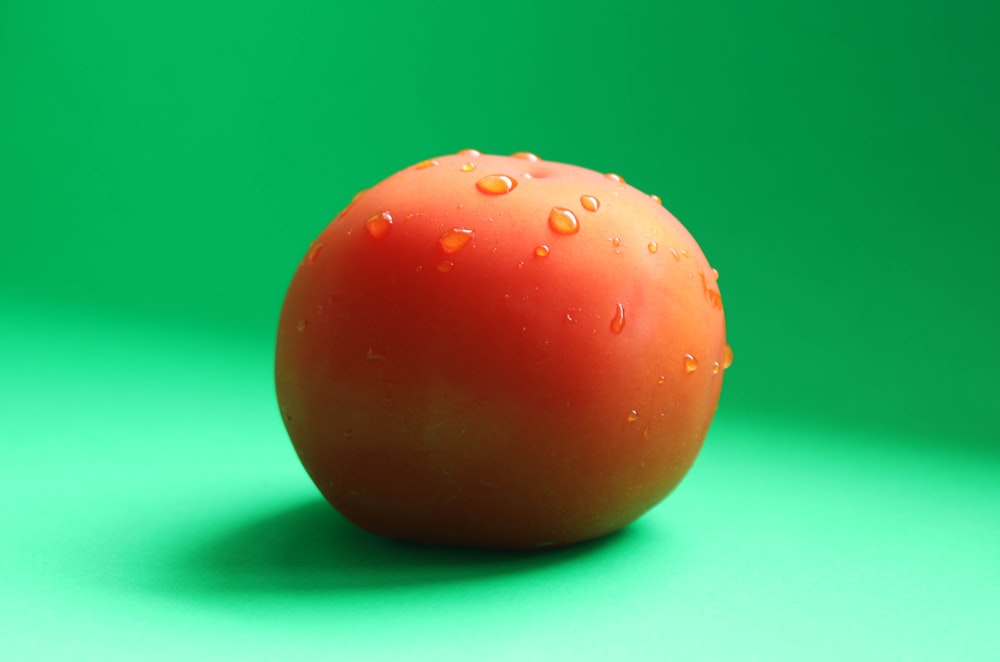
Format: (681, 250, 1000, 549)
(275, 150, 729, 549)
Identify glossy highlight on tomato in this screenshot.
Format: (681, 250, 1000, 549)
(275, 150, 730, 549)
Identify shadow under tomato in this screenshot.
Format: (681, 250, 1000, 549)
(171, 498, 636, 593)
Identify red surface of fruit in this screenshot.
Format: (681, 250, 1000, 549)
(275, 151, 729, 549)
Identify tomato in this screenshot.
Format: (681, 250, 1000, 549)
(275, 150, 729, 549)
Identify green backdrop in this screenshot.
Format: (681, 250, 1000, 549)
(2, 1, 997, 659)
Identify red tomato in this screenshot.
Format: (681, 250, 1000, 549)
(275, 151, 730, 549)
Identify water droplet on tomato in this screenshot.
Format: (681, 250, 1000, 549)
(439, 228, 475, 253)
(296, 320, 307, 332)
(647, 241, 658, 254)
(548, 207, 580, 235)
(610, 302, 625, 334)
(366, 211, 392, 238)
(657, 375, 665, 385)
(476, 174, 517, 195)
(669, 247, 680, 261)
(611, 237, 621, 248)
(458, 148, 481, 156)
(650, 194, 662, 205)
(534, 245, 550, 258)
(415, 159, 439, 170)
(511, 151, 540, 161)
(712, 268, 720, 280)
(627, 409, 640, 423)
(605, 173, 625, 183)
(336, 189, 366, 219)
(680, 248, 690, 258)
(580, 195, 600, 212)
(684, 353, 698, 373)
(711, 361, 721, 375)
(306, 242, 324, 264)
(437, 260, 455, 272)
(460, 162, 476, 172)
(723, 343, 734, 369)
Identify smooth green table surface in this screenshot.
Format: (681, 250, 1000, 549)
(2, 300, 997, 661)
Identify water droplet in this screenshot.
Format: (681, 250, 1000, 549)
(565, 311, 576, 322)
(712, 268, 719, 280)
(306, 242, 324, 264)
(460, 162, 476, 172)
(415, 159, 439, 170)
(650, 194, 662, 205)
(611, 237, 621, 248)
(683, 353, 698, 373)
(605, 173, 625, 184)
(680, 248, 690, 258)
(723, 343, 734, 370)
(548, 207, 580, 235)
(669, 247, 680, 261)
(366, 211, 392, 238)
(657, 375, 665, 384)
(711, 361, 721, 375)
(647, 241, 658, 254)
(610, 302, 625, 334)
(476, 174, 517, 195)
(439, 228, 475, 253)
(534, 245, 550, 258)
(458, 148, 481, 156)
(517, 260, 525, 268)
(511, 151, 540, 161)
(336, 189, 366, 219)
(580, 195, 600, 212)
(296, 320, 307, 332)
(437, 260, 455, 272)
(627, 409, 640, 423)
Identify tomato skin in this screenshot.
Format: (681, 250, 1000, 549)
(276, 153, 727, 549)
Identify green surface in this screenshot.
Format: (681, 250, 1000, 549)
(2, 0, 999, 659)
(2, 303, 998, 660)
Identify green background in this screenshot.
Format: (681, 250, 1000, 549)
(2, 1, 997, 659)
